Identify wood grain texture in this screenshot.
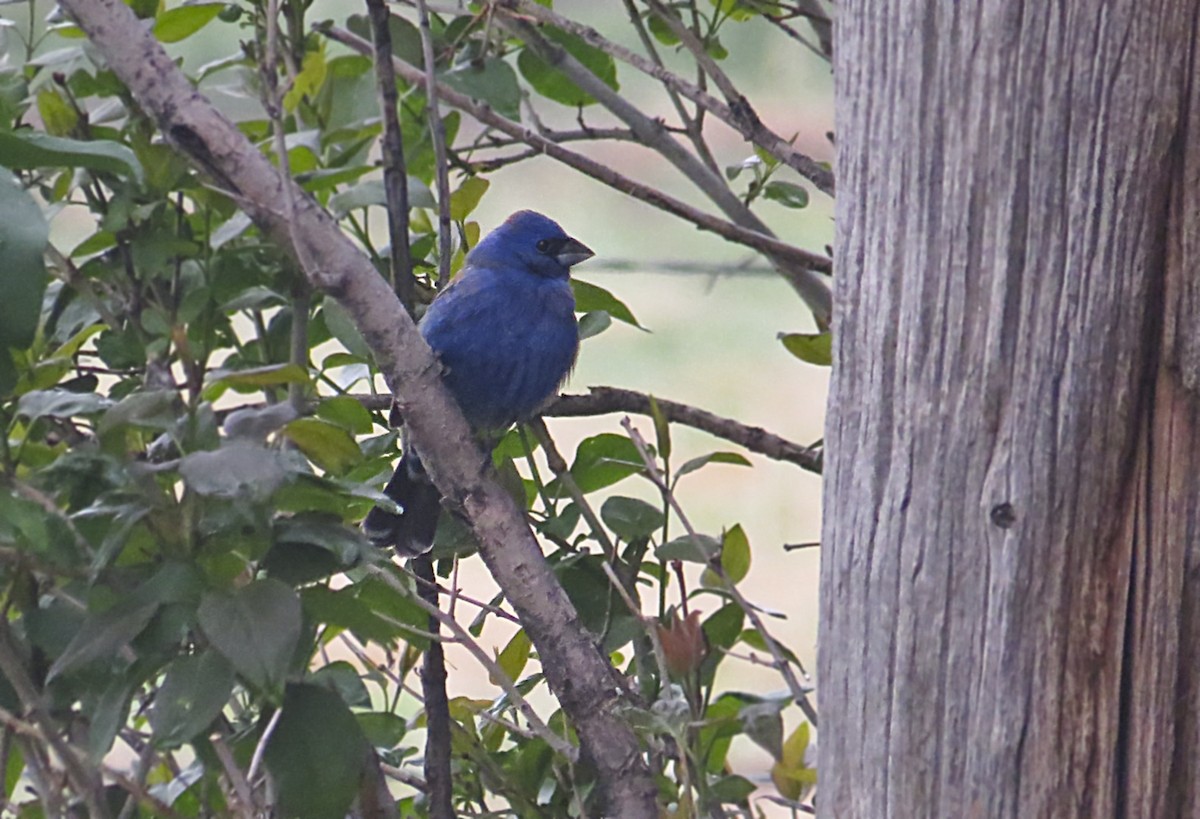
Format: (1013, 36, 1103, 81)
(822, 1, 1200, 816)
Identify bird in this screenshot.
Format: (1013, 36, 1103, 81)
(363, 210, 593, 555)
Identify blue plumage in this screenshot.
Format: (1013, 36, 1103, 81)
(364, 210, 591, 554)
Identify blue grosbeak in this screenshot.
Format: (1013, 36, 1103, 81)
(364, 210, 592, 555)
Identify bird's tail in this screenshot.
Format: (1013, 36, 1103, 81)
(363, 451, 442, 556)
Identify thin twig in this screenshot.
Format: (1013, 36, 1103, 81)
(495, 0, 833, 195)
(412, 555, 454, 819)
(210, 732, 256, 815)
(0, 623, 110, 817)
(245, 707, 282, 790)
(416, 0, 453, 287)
(365, 0, 415, 309)
(621, 0, 719, 175)
(322, 27, 833, 286)
(529, 418, 616, 556)
(496, 13, 831, 318)
(620, 418, 818, 728)
(381, 761, 429, 790)
(368, 565, 579, 761)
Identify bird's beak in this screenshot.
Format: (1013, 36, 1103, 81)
(554, 237, 594, 268)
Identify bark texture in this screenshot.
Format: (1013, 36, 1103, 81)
(57, 0, 658, 815)
(822, 1, 1200, 816)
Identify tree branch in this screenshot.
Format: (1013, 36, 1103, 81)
(496, 13, 832, 320)
(415, 0, 453, 287)
(548, 387, 823, 474)
(321, 25, 834, 309)
(58, 1, 657, 815)
(365, 0, 415, 309)
(494, 0, 834, 196)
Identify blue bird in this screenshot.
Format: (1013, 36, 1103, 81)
(364, 210, 592, 555)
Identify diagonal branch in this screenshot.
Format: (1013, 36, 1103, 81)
(321, 25, 833, 320)
(495, 14, 832, 320)
(57, 0, 657, 815)
(496, 0, 834, 196)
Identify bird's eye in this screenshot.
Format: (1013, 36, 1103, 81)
(536, 239, 552, 253)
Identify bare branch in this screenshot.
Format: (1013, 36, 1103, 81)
(495, 0, 834, 196)
(322, 25, 833, 315)
(365, 0, 415, 308)
(416, 0, 453, 287)
(496, 13, 831, 319)
(548, 387, 823, 473)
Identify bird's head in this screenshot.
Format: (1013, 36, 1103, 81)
(468, 210, 594, 279)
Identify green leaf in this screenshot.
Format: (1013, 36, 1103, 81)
(0, 492, 52, 555)
(449, 176, 489, 221)
(357, 711, 407, 748)
(740, 698, 784, 758)
(5, 742, 23, 797)
(203, 363, 310, 399)
(283, 47, 328, 112)
(676, 451, 752, 479)
(16, 389, 111, 422)
(779, 331, 832, 366)
(703, 605, 744, 650)
(284, 417, 364, 475)
(577, 309, 611, 341)
(265, 683, 367, 819)
(198, 579, 302, 694)
(276, 514, 373, 566)
(771, 721, 816, 800)
(301, 586, 397, 647)
(711, 0, 783, 22)
(310, 660, 371, 708)
(738, 628, 802, 667)
(494, 630, 532, 684)
(564, 432, 644, 493)
(657, 533, 720, 563)
(179, 444, 289, 499)
(98, 389, 180, 436)
(517, 27, 619, 108)
(710, 773, 757, 804)
(572, 279, 642, 327)
(47, 600, 159, 680)
(647, 11, 681, 45)
(316, 395, 374, 435)
(721, 523, 751, 583)
(763, 180, 809, 209)
(321, 299, 373, 360)
(87, 678, 136, 760)
(649, 395, 671, 460)
(601, 496, 664, 541)
(150, 651, 236, 748)
(35, 89, 77, 136)
(329, 178, 435, 216)
(0, 168, 49, 381)
(441, 58, 521, 120)
(152, 3, 223, 43)
(345, 13, 423, 65)
(0, 131, 143, 183)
